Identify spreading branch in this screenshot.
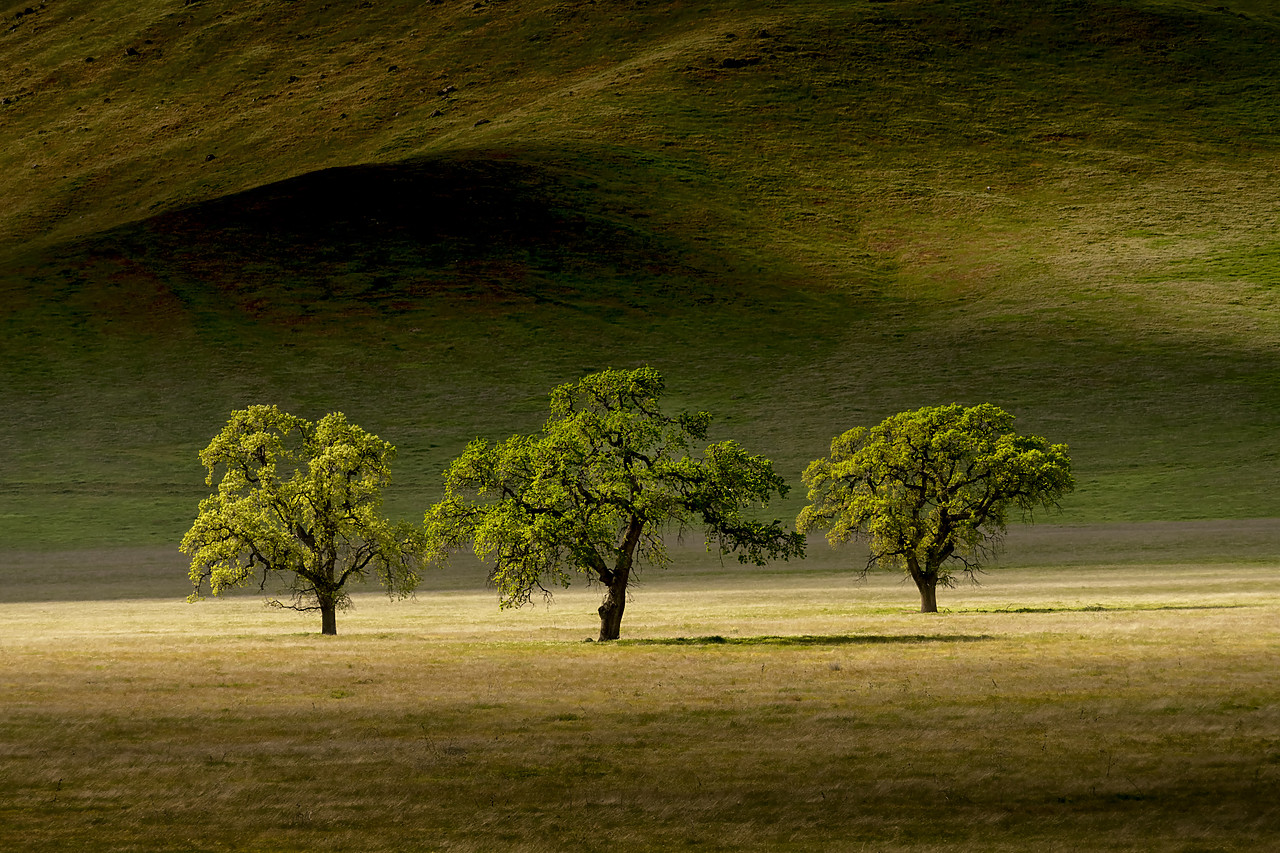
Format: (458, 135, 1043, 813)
(424, 367, 804, 639)
(798, 404, 1073, 611)
(181, 405, 426, 634)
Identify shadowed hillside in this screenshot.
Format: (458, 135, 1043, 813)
(3, 0, 1280, 548)
(39, 148, 778, 318)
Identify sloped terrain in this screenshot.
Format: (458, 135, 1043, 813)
(3, 0, 1280, 547)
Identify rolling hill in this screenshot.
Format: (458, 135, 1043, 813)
(3, 0, 1279, 548)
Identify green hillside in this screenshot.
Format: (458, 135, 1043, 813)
(3, 0, 1279, 548)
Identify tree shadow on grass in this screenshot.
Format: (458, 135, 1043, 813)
(617, 634, 996, 647)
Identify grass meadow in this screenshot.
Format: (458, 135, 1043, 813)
(3, 523, 1278, 852)
(3, 2, 1280, 848)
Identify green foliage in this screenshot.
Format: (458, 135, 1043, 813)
(798, 404, 1073, 610)
(181, 405, 424, 633)
(425, 367, 804, 638)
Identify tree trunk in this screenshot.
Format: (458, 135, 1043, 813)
(906, 555, 939, 613)
(597, 517, 643, 641)
(597, 567, 629, 642)
(319, 552, 339, 635)
(916, 575, 938, 613)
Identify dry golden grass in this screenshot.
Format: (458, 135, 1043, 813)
(2, 527, 1278, 851)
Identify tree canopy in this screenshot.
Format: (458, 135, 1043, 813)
(181, 405, 425, 634)
(797, 403, 1073, 612)
(424, 367, 805, 640)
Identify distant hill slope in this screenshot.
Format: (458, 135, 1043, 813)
(5, 0, 1280, 269)
(3, 0, 1280, 549)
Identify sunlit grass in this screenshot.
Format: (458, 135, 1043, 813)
(2, 535, 1278, 851)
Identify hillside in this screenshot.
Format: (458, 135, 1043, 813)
(2, 0, 1280, 548)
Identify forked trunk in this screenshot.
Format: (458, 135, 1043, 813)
(907, 555, 939, 613)
(916, 571, 947, 612)
(916, 575, 939, 613)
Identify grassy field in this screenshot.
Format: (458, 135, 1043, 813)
(3, 526, 1278, 852)
(3, 2, 1278, 849)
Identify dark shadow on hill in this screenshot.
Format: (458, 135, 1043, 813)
(36, 148, 802, 334)
(617, 633, 995, 647)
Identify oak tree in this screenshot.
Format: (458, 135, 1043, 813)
(424, 367, 805, 640)
(797, 404, 1073, 612)
(182, 405, 425, 634)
